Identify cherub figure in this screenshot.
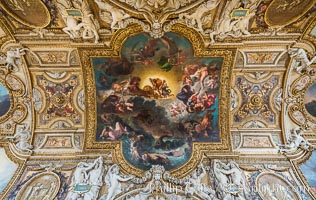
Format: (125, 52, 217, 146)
(0, 48, 28, 72)
(288, 48, 316, 75)
(277, 128, 312, 153)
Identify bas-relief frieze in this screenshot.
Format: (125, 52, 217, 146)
(9, 156, 307, 200)
(15, 172, 60, 200)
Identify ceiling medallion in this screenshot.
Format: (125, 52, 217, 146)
(0, 68, 27, 134)
(0, 0, 51, 28)
(265, 0, 315, 27)
(81, 26, 233, 177)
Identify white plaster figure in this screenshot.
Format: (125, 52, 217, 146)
(65, 156, 105, 200)
(94, 0, 130, 30)
(0, 48, 28, 72)
(7, 124, 33, 152)
(277, 128, 311, 153)
(179, 0, 221, 32)
(101, 164, 134, 200)
(288, 48, 316, 75)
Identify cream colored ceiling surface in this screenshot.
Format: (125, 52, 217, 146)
(0, 0, 316, 199)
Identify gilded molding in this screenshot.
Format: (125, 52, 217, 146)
(80, 25, 234, 177)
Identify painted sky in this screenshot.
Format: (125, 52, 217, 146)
(304, 83, 316, 103)
(311, 26, 316, 36)
(0, 148, 18, 192)
(300, 150, 316, 187)
(0, 84, 9, 97)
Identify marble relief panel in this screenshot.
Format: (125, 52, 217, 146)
(256, 172, 301, 200)
(241, 135, 274, 148)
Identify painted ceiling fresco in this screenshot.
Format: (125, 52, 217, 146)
(94, 32, 223, 169)
(0, 0, 316, 199)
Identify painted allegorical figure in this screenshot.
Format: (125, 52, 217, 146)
(94, 32, 223, 170)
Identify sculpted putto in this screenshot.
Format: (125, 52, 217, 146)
(277, 128, 312, 153)
(179, 0, 221, 32)
(0, 48, 28, 72)
(288, 48, 316, 75)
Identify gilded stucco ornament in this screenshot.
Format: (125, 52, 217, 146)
(0, 0, 51, 28)
(94, 0, 221, 38)
(1, 0, 316, 199)
(0, 68, 28, 135)
(265, 0, 315, 27)
(285, 45, 316, 134)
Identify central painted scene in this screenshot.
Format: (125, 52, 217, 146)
(93, 32, 223, 170)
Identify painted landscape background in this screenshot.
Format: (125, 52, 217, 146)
(300, 150, 316, 192)
(0, 84, 10, 117)
(305, 83, 316, 118)
(0, 148, 18, 192)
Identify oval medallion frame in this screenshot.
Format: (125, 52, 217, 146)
(16, 172, 61, 200)
(256, 172, 301, 200)
(0, 0, 51, 28)
(264, 0, 315, 27)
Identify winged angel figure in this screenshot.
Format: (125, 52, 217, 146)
(57, 0, 100, 43)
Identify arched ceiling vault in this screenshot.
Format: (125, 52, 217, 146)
(0, 0, 316, 199)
